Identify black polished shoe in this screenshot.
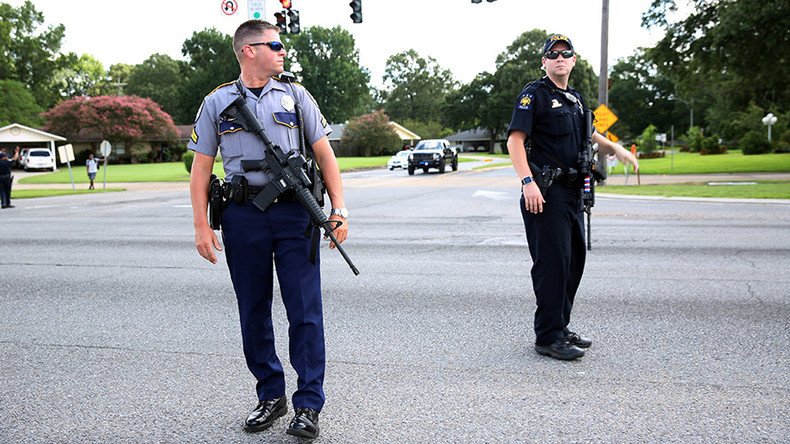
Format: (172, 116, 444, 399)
(535, 339, 585, 360)
(565, 331, 592, 348)
(286, 407, 319, 439)
(244, 396, 287, 432)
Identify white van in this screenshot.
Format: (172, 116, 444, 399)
(24, 148, 55, 171)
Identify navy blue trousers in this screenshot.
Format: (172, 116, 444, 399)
(222, 201, 325, 411)
(520, 185, 587, 345)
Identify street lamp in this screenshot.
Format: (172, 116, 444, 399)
(762, 113, 778, 142)
(669, 95, 694, 130)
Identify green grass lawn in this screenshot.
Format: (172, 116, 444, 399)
(601, 181, 790, 199)
(12, 188, 125, 199)
(609, 150, 790, 175)
(21, 157, 393, 185)
(469, 151, 790, 174)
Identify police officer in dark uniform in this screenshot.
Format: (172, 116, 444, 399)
(0, 147, 20, 209)
(506, 34, 638, 361)
(188, 20, 348, 439)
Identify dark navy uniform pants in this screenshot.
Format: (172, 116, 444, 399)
(222, 200, 325, 412)
(520, 185, 586, 345)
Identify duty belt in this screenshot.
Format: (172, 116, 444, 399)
(244, 187, 297, 204)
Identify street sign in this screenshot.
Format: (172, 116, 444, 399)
(606, 132, 619, 143)
(221, 0, 238, 15)
(58, 144, 75, 164)
(593, 104, 618, 134)
(248, 0, 265, 19)
(100, 140, 112, 157)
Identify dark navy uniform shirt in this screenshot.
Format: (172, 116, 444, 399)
(508, 76, 587, 169)
(188, 76, 331, 186)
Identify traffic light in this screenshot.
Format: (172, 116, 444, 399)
(274, 11, 287, 33)
(349, 0, 362, 23)
(288, 9, 300, 34)
(471, 0, 482, 3)
(279, 0, 292, 9)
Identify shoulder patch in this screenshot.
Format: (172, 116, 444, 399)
(191, 127, 199, 144)
(517, 92, 534, 110)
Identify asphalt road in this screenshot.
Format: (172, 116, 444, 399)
(1, 166, 788, 443)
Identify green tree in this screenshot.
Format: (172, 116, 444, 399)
(340, 110, 401, 156)
(0, 0, 67, 107)
(608, 49, 679, 139)
(643, 0, 790, 138)
(444, 29, 597, 153)
(283, 26, 372, 123)
(50, 53, 108, 98)
(106, 63, 134, 95)
(0, 79, 44, 127)
(126, 53, 185, 120)
(178, 28, 239, 124)
(400, 118, 452, 140)
(381, 49, 456, 123)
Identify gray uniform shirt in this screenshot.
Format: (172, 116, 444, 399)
(188, 77, 331, 186)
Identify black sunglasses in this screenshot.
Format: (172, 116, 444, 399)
(544, 50, 574, 60)
(247, 41, 285, 52)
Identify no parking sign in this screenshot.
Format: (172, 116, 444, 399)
(221, 0, 238, 16)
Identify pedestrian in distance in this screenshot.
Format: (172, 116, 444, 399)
(86, 152, 100, 190)
(188, 19, 349, 440)
(506, 34, 638, 361)
(0, 147, 20, 209)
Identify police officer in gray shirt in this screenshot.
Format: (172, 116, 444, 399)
(188, 20, 348, 440)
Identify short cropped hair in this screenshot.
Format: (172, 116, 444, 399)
(233, 20, 280, 57)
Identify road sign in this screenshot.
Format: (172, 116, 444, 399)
(248, 0, 265, 19)
(606, 132, 619, 143)
(593, 104, 618, 134)
(58, 144, 75, 164)
(221, 0, 238, 15)
(100, 140, 112, 157)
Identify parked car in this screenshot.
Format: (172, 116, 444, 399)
(407, 139, 458, 175)
(24, 148, 55, 171)
(387, 150, 411, 170)
(16, 148, 30, 169)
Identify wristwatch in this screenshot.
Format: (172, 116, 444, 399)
(521, 176, 534, 186)
(330, 207, 349, 219)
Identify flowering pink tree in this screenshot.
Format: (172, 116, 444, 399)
(340, 110, 401, 156)
(43, 95, 177, 146)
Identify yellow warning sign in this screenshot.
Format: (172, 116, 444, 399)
(606, 132, 619, 143)
(593, 104, 618, 134)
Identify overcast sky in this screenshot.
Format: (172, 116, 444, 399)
(9, 0, 679, 88)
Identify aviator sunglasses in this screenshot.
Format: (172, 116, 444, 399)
(247, 41, 285, 52)
(544, 49, 574, 59)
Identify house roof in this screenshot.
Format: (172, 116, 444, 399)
(446, 128, 506, 142)
(0, 123, 67, 143)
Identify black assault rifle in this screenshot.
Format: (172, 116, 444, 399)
(220, 96, 360, 276)
(579, 108, 607, 251)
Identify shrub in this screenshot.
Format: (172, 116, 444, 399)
(740, 131, 772, 155)
(340, 110, 402, 157)
(774, 130, 790, 153)
(183, 150, 195, 173)
(685, 126, 705, 152)
(636, 124, 658, 153)
(699, 136, 727, 155)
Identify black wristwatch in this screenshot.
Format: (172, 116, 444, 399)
(521, 176, 534, 186)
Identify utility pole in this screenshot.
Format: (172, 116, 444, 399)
(597, 0, 609, 184)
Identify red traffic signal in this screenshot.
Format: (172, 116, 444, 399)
(279, 0, 292, 9)
(349, 0, 362, 23)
